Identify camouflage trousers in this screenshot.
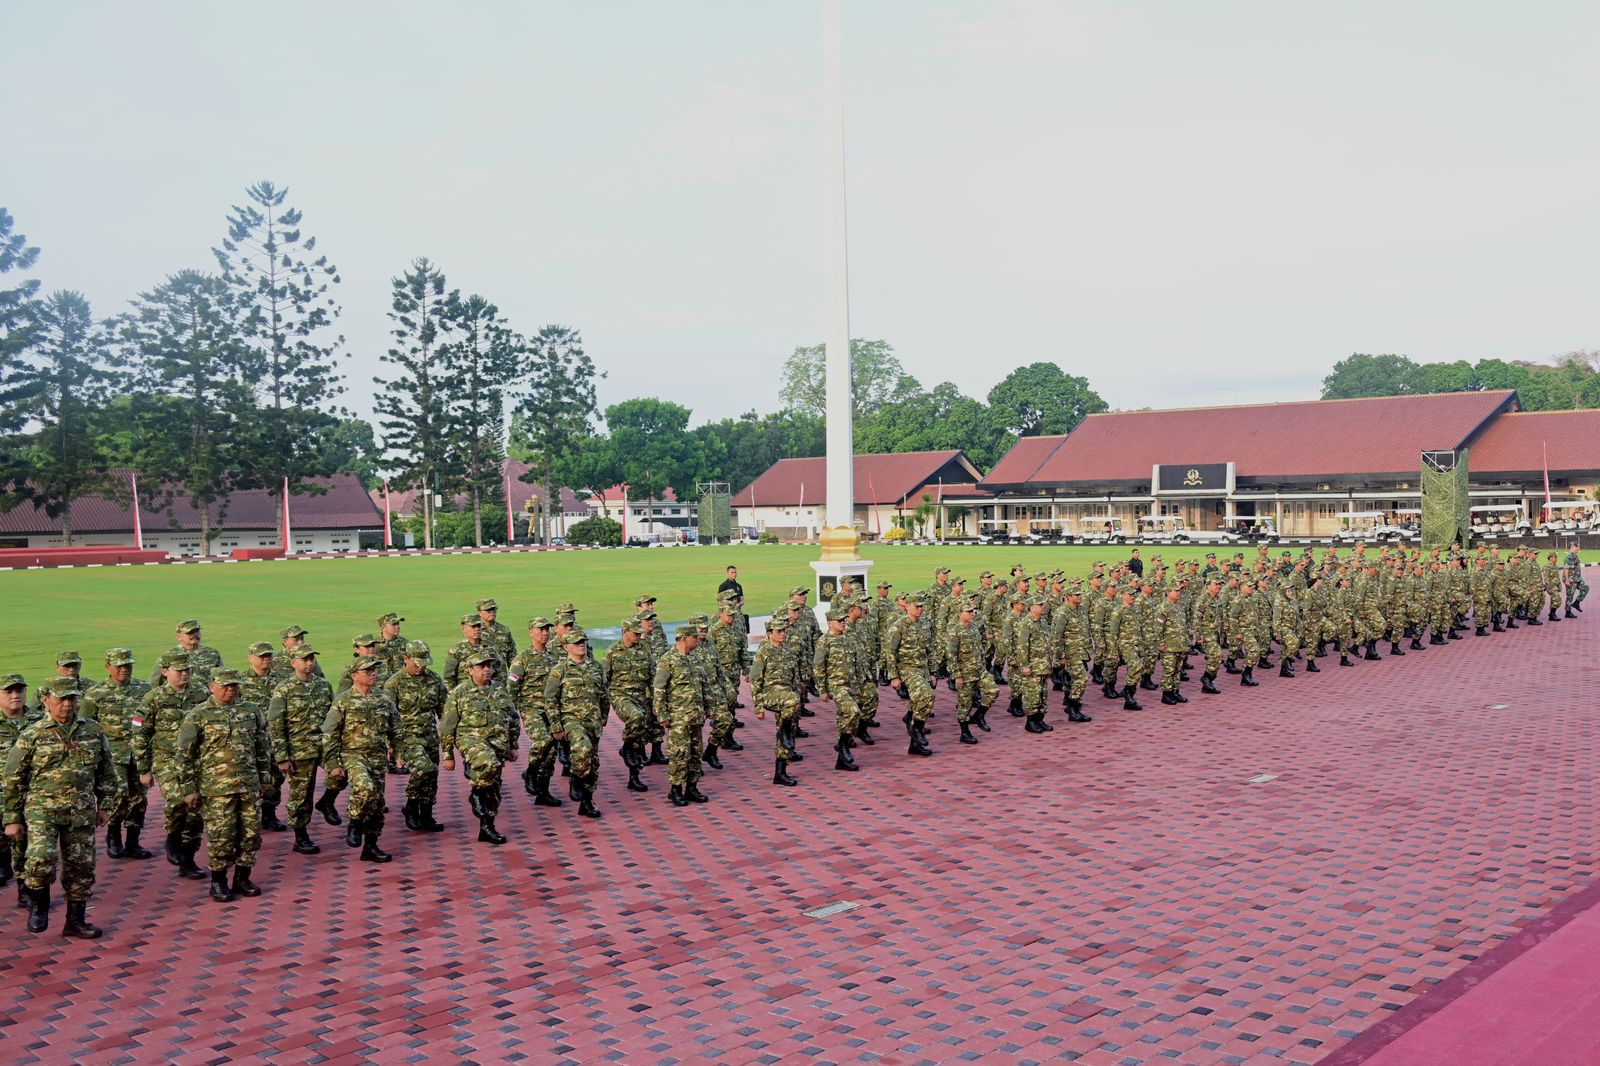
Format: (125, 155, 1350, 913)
(520, 709, 559, 781)
(857, 676, 879, 725)
(21, 816, 96, 901)
(612, 696, 652, 747)
(902, 671, 934, 725)
(953, 673, 998, 722)
(664, 711, 706, 787)
(1356, 606, 1384, 643)
(1062, 657, 1089, 702)
(1323, 615, 1353, 650)
(562, 712, 602, 784)
(458, 740, 506, 815)
(108, 755, 147, 831)
(1012, 668, 1045, 714)
(1160, 650, 1184, 693)
(1472, 594, 1493, 625)
(152, 758, 203, 847)
(831, 691, 861, 738)
(201, 792, 262, 872)
(1277, 631, 1300, 661)
(1199, 638, 1225, 676)
(707, 682, 737, 746)
(1117, 644, 1147, 686)
(283, 759, 322, 830)
(1231, 631, 1260, 666)
(1430, 599, 1452, 636)
(1569, 575, 1588, 608)
(339, 754, 387, 833)
(760, 688, 802, 760)
(400, 728, 441, 807)
(261, 761, 285, 812)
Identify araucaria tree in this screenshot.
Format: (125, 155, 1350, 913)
(446, 294, 520, 546)
(516, 325, 600, 545)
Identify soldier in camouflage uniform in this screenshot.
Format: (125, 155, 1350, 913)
(1150, 586, 1189, 703)
(1543, 552, 1565, 623)
(443, 614, 504, 690)
(604, 618, 655, 793)
(176, 669, 272, 903)
(0, 675, 30, 900)
(336, 634, 391, 693)
(237, 642, 286, 832)
(545, 631, 607, 818)
(26, 650, 84, 716)
(149, 619, 224, 687)
(442, 650, 520, 843)
(509, 618, 563, 807)
(134, 652, 209, 880)
(1108, 588, 1147, 708)
(1050, 583, 1093, 722)
(637, 596, 669, 659)
(885, 594, 935, 755)
(635, 610, 670, 765)
(78, 648, 154, 860)
(816, 608, 864, 769)
(1272, 584, 1303, 678)
(268, 646, 336, 854)
(1193, 578, 1227, 694)
(1470, 557, 1495, 634)
(1012, 597, 1055, 733)
(705, 598, 748, 763)
(656, 625, 713, 802)
(387, 640, 447, 832)
(271, 625, 325, 682)
(4, 678, 118, 938)
(842, 597, 880, 738)
(1564, 547, 1586, 615)
(377, 612, 408, 675)
(475, 598, 519, 664)
(947, 598, 998, 744)
(1226, 581, 1264, 687)
(321, 657, 400, 861)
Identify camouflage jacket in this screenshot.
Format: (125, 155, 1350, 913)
(134, 681, 209, 774)
(175, 698, 271, 798)
(481, 620, 519, 665)
(653, 649, 706, 726)
(440, 681, 518, 758)
(545, 657, 609, 733)
(1011, 615, 1052, 670)
(813, 630, 859, 697)
(709, 617, 749, 680)
(379, 635, 409, 676)
(384, 668, 448, 737)
(237, 670, 277, 718)
(884, 614, 931, 679)
(267, 675, 334, 765)
(1053, 608, 1091, 664)
(945, 619, 985, 682)
(3, 713, 118, 827)
(336, 656, 392, 694)
(603, 641, 654, 708)
(320, 688, 399, 770)
(0, 712, 27, 756)
(442, 639, 505, 690)
(507, 647, 560, 731)
(78, 677, 152, 763)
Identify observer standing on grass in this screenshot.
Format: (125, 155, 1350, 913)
(717, 566, 746, 634)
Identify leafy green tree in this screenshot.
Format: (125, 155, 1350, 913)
(598, 398, 705, 527)
(375, 258, 460, 549)
(1319, 353, 1422, 399)
(986, 362, 1107, 436)
(320, 417, 384, 489)
(445, 294, 520, 546)
(566, 514, 622, 547)
(0, 208, 42, 505)
(779, 338, 904, 420)
(117, 270, 259, 553)
(515, 324, 600, 544)
(693, 409, 825, 493)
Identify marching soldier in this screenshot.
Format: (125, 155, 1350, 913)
(441, 650, 519, 843)
(815, 607, 863, 769)
(150, 619, 224, 687)
(238, 643, 286, 831)
(78, 648, 154, 859)
(1052, 583, 1093, 721)
(134, 653, 209, 881)
(947, 598, 997, 744)
(320, 656, 399, 862)
(443, 614, 504, 690)
(26, 650, 83, 716)
(655, 624, 712, 803)
(271, 625, 325, 682)
(0, 675, 28, 899)
(1013, 597, 1055, 732)
(545, 631, 607, 818)
(885, 593, 935, 756)
(705, 597, 748, 763)
(603, 618, 655, 793)
(377, 612, 408, 675)
(267, 646, 337, 853)
(387, 641, 448, 832)
(508, 618, 563, 807)
(475, 598, 518, 663)
(1193, 578, 1227, 693)
(175, 669, 271, 903)
(336, 634, 391, 693)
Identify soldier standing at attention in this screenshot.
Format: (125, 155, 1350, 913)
(1193, 578, 1227, 694)
(443, 614, 502, 690)
(268, 646, 337, 854)
(78, 648, 154, 860)
(176, 670, 271, 903)
(707, 596, 748, 758)
(656, 624, 712, 803)
(1014, 597, 1055, 733)
(377, 613, 408, 675)
(1053, 584, 1093, 722)
(134, 653, 209, 881)
(947, 597, 997, 745)
(509, 618, 563, 807)
(885, 594, 935, 756)
(238, 643, 286, 832)
(321, 656, 399, 862)
(545, 631, 607, 818)
(0, 675, 28, 899)
(476, 598, 519, 664)
(151, 620, 224, 687)
(442, 650, 519, 843)
(815, 607, 863, 770)
(3, 678, 117, 938)
(387, 641, 448, 833)
(603, 618, 655, 793)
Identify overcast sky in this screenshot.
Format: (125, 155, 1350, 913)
(7, 1, 1600, 426)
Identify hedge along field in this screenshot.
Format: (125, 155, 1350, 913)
(2, 542, 1594, 686)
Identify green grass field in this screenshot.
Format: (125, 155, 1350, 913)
(4, 543, 1595, 686)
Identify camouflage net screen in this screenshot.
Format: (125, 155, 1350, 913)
(698, 490, 732, 542)
(1421, 449, 1470, 549)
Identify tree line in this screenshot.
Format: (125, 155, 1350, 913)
(1321, 352, 1600, 409)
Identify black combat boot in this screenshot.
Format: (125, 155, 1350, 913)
(835, 739, 861, 768)
(670, 783, 689, 805)
(1101, 681, 1120, 700)
(1170, 688, 1188, 704)
(908, 729, 933, 755)
(522, 765, 539, 796)
(1449, 627, 1463, 639)
(1566, 607, 1576, 618)
(1066, 698, 1092, 722)
(701, 745, 723, 770)
(121, 826, 152, 860)
(164, 831, 180, 866)
(1504, 616, 1517, 630)
(533, 770, 563, 808)
(1201, 672, 1220, 694)
(1390, 641, 1404, 656)
(959, 722, 978, 745)
(772, 760, 797, 786)
(626, 761, 649, 792)
(232, 865, 261, 898)
(1241, 667, 1259, 687)
(1526, 615, 1542, 627)
(177, 843, 207, 881)
(26, 886, 48, 933)
(1035, 712, 1055, 732)
(1430, 633, 1446, 645)
(402, 800, 422, 831)
(878, 666, 891, 685)
(685, 783, 709, 803)
(210, 870, 234, 903)
(106, 823, 124, 860)
(1224, 657, 1241, 675)
(360, 832, 392, 862)
(61, 899, 101, 940)
(971, 705, 991, 732)
(1123, 685, 1142, 710)
(649, 741, 670, 766)
(1139, 676, 1159, 692)
(1160, 691, 1177, 705)
(346, 819, 364, 849)
(1305, 657, 1320, 673)
(1090, 663, 1104, 685)
(1364, 640, 1381, 661)
(1339, 651, 1353, 666)
(722, 734, 744, 752)
(1008, 693, 1027, 716)
(856, 721, 876, 744)
(1258, 655, 1272, 669)
(1279, 661, 1294, 678)
(419, 805, 445, 832)
(0, 845, 11, 888)
(478, 815, 508, 844)
(1410, 636, 1424, 650)
(260, 805, 286, 832)
(315, 789, 343, 826)
(293, 827, 321, 854)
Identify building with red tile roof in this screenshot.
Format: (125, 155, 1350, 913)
(732, 450, 987, 539)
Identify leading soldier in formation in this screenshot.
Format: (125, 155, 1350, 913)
(441, 650, 518, 842)
(176, 669, 272, 903)
(387, 641, 448, 833)
(78, 648, 154, 859)
(321, 656, 399, 862)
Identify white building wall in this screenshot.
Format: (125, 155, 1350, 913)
(23, 528, 366, 558)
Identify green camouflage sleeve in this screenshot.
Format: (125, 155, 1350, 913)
(175, 706, 203, 797)
(94, 731, 118, 811)
(2, 731, 32, 825)
(253, 707, 272, 783)
(319, 702, 346, 772)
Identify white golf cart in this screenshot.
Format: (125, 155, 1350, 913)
(1075, 514, 1127, 545)
(1223, 514, 1278, 542)
(977, 518, 1021, 545)
(1469, 505, 1526, 538)
(1024, 517, 1075, 544)
(1138, 514, 1190, 543)
(1540, 500, 1597, 533)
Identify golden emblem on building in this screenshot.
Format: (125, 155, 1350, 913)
(1183, 468, 1204, 486)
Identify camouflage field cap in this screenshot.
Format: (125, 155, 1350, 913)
(57, 650, 83, 666)
(784, 600, 802, 613)
(876, 580, 892, 590)
(40, 677, 81, 699)
(175, 619, 202, 634)
(527, 616, 554, 630)
(950, 575, 966, 586)
(1, 673, 25, 690)
(765, 618, 788, 632)
(957, 597, 977, 612)
(459, 613, 482, 626)
(789, 586, 808, 597)
(935, 566, 951, 576)
(476, 598, 499, 611)
(633, 595, 656, 607)
(281, 625, 309, 639)
(825, 607, 846, 622)
(978, 570, 994, 580)
(160, 652, 192, 670)
(620, 617, 642, 634)
(105, 648, 136, 666)
(404, 639, 432, 663)
(210, 668, 244, 687)
(905, 592, 927, 606)
(247, 641, 275, 658)
(560, 630, 588, 646)
(685, 612, 710, 627)
(378, 612, 404, 626)
(554, 601, 577, 615)
(636, 609, 658, 622)
(352, 633, 379, 648)
(349, 655, 380, 673)
(1066, 581, 1084, 595)
(288, 646, 318, 660)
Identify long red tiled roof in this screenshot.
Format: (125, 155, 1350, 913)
(375, 461, 590, 517)
(982, 391, 1517, 486)
(1466, 409, 1600, 473)
(0, 471, 381, 536)
(732, 451, 981, 507)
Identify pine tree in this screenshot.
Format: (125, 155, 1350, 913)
(516, 325, 600, 545)
(445, 294, 520, 546)
(0, 208, 42, 505)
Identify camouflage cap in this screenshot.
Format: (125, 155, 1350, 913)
(950, 575, 966, 586)
(378, 612, 405, 625)
(765, 618, 789, 632)
(621, 617, 642, 634)
(685, 612, 710, 626)
(784, 600, 803, 612)
(460, 613, 483, 626)
(105, 648, 137, 666)
(281, 625, 309, 639)
(636, 609, 658, 622)
(247, 641, 275, 658)
(1066, 581, 1084, 595)
(789, 586, 809, 596)
(404, 639, 432, 662)
(288, 646, 318, 660)
(39, 677, 81, 699)
(905, 592, 927, 606)
(935, 566, 951, 575)
(826, 607, 846, 622)
(0, 673, 24, 690)
(349, 655, 381, 672)
(559, 630, 588, 646)
(957, 598, 976, 613)
(527, 616, 554, 629)
(210, 668, 244, 687)
(475, 598, 499, 611)
(633, 595, 656, 607)
(977, 570, 994, 579)
(717, 589, 740, 603)
(876, 580, 892, 589)
(352, 632, 379, 648)
(175, 619, 202, 634)
(554, 601, 577, 614)
(56, 650, 83, 666)
(160, 652, 192, 670)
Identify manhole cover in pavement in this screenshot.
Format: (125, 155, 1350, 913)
(804, 900, 860, 919)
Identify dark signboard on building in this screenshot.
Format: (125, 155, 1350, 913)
(1157, 463, 1229, 492)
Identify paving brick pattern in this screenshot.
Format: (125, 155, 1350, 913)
(3, 604, 1595, 1065)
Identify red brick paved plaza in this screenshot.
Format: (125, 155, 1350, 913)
(4, 598, 1597, 1065)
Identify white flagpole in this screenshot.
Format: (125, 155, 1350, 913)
(282, 476, 293, 553)
(131, 471, 144, 548)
